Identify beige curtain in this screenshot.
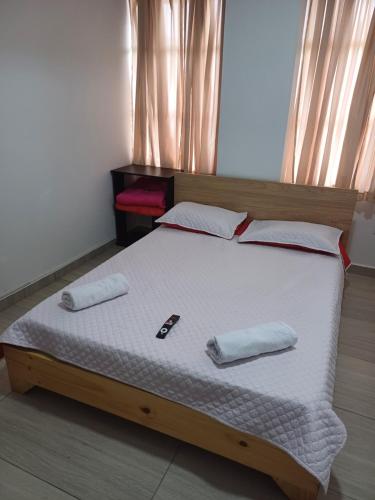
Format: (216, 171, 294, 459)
(282, 0, 375, 200)
(126, 0, 225, 174)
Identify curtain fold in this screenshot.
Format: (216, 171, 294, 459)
(337, 11, 375, 196)
(128, 0, 224, 174)
(282, 0, 375, 200)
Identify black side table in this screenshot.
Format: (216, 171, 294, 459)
(111, 164, 175, 246)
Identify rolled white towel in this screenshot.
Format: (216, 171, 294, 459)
(206, 322, 298, 365)
(62, 273, 129, 311)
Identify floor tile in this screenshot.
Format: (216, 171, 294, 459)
(330, 409, 375, 500)
(338, 317, 375, 364)
(154, 444, 286, 500)
(334, 353, 375, 419)
(342, 274, 375, 323)
(0, 458, 75, 500)
(0, 389, 178, 500)
(318, 487, 354, 500)
(0, 359, 11, 400)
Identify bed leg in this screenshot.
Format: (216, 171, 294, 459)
(5, 358, 35, 394)
(273, 477, 319, 500)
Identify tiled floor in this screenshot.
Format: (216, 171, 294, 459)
(0, 244, 374, 500)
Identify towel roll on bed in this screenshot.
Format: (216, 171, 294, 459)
(206, 322, 298, 364)
(61, 273, 129, 311)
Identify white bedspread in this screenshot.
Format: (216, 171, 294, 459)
(0, 227, 346, 489)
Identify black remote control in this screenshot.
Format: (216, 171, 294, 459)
(156, 314, 180, 339)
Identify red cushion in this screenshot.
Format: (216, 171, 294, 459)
(115, 203, 165, 217)
(116, 178, 168, 208)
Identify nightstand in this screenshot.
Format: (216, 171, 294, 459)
(111, 164, 175, 246)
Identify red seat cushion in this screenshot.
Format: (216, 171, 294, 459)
(116, 178, 168, 208)
(115, 203, 165, 217)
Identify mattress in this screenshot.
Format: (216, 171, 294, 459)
(1, 226, 346, 489)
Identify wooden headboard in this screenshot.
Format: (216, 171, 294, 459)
(174, 173, 357, 245)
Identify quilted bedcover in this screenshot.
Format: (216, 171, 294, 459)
(1, 227, 347, 489)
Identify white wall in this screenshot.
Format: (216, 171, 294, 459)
(0, 0, 130, 298)
(217, 0, 302, 180)
(0, 0, 373, 295)
(217, 0, 375, 268)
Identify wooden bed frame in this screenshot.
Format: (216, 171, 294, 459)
(3, 173, 357, 500)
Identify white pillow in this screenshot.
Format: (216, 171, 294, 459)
(156, 202, 247, 240)
(238, 220, 342, 255)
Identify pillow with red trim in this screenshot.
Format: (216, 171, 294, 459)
(156, 202, 247, 240)
(161, 223, 209, 236)
(238, 219, 350, 269)
(162, 218, 251, 238)
(235, 218, 252, 236)
(238, 220, 342, 254)
(339, 240, 351, 271)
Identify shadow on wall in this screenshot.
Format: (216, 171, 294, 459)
(0, 0, 131, 299)
(348, 201, 375, 267)
(356, 200, 375, 219)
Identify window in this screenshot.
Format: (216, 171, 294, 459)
(282, 0, 375, 199)
(123, 0, 225, 174)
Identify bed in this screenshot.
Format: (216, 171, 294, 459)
(1, 173, 357, 500)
